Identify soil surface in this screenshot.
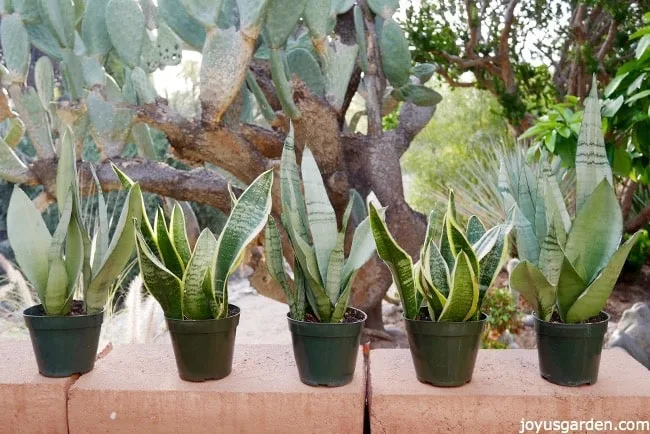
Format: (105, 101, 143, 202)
(29, 300, 87, 316)
(302, 308, 366, 324)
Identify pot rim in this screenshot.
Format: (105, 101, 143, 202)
(164, 303, 241, 324)
(533, 310, 610, 327)
(404, 309, 488, 324)
(23, 303, 105, 319)
(286, 306, 367, 326)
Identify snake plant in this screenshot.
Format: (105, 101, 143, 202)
(6, 128, 142, 315)
(130, 169, 274, 320)
(508, 77, 642, 323)
(264, 126, 377, 323)
(369, 191, 511, 321)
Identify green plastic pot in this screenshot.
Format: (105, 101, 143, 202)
(166, 304, 240, 382)
(23, 304, 103, 378)
(288, 307, 366, 387)
(534, 312, 609, 387)
(405, 308, 486, 387)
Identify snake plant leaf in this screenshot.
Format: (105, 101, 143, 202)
(1, 14, 30, 83)
(110, 163, 157, 252)
(472, 225, 500, 261)
(542, 160, 571, 233)
(105, 0, 145, 67)
(416, 263, 446, 320)
(509, 261, 555, 321)
(301, 147, 338, 283)
(556, 256, 587, 322)
(331, 270, 356, 323)
(538, 212, 565, 286)
(517, 165, 538, 232)
(565, 179, 622, 283)
(438, 251, 478, 322)
(286, 219, 331, 321)
(324, 198, 353, 304)
(476, 224, 509, 312)
(466, 216, 486, 245)
(85, 184, 142, 313)
(349, 188, 367, 225)
(154, 207, 184, 278)
(88, 165, 109, 272)
(412, 261, 424, 309)
(170, 203, 192, 266)
(64, 213, 84, 308)
(566, 231, 642, 323)
(264, 216, 295, 311)
(181, 228, 217, 320)
(45, 189, 74, 315)
(439, 215, 454, 270)
(38, 0, 75, 48)
(575, 77, 613, 214)
(44, 255, 69, 315)
(55, 128, 77, 215)
(533, 164, 547, 244)
(280, 124, 309, 239)
(445, 207, 479, 275)
(211, 170, 274, 318)
(7, 187, 52, 300)
(0, 137, 28, 183)
(82, 0, 112, 56)
(135, 229, 183, 320)
(369, 202, 418, 320)
(264, 0, 307, 49)
(292, 259, 307, 321)
(507, 200, 540, 265)
(426, 241, 450, 298)
(420, 208, 440, 265)
(179, 0, 222, 27)
(379, 18, 411, 88)
(341, 208, 383, 285)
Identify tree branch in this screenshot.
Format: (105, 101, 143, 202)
(626, 204, 650, 233)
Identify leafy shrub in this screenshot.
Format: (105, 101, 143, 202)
(623, 229, 650, 273)
(481, 287, 521, 349)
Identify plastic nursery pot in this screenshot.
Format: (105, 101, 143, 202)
(288, 307, 366, 387)
(166, 304, 240, 382)
(405, 307, 486, 387)
(23, 302, 104, 378)
(534, 311, 609, 387)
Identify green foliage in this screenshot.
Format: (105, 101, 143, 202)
(481, 287, 521, 349)
(6, 129, 142, 315)
(402, 85, 510, 226)
(623, 229, 650, 272)
(370, 191, 511, 321)
(522, 14, 650, 184)
(134, 170, 274, 320)
(264, 126, 377, 322)
(508, 82, 643, 323)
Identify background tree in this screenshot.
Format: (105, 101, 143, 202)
(0, 0, 442, 334)
(404, 0, 649, 133)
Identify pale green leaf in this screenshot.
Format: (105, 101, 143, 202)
(55, 128, 77, 216)
(509, 261, 555, 321)
(301, 147, 338, 283)
(7, 187, 52, 298)
(369, 203, 418, 320)
(575, 77, 613, 213)
(44, 255, 69, 315)
(341, 208, 383, 285)
(567, 232, 642, 323)
(331, 270, 355, 323)
(565, 179, 622, 283)
(154, 207, 184, 278)
(212, 170, 274, 318)
(438, 251, 478, 322)
(181, 228, 216, 320)
(135, 229, 182, 319)
(556, 256, 587, 321)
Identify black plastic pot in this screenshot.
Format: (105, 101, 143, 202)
(166, 304, 240, 382)
(405, 307, 486, 387)
(23, 304, 103, 377)
(288, 307, 366, 387)
(534, 312, 609, 387)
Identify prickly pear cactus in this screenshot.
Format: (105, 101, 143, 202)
(105, 0, 145, 67)
(1, 14, 30, 83)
